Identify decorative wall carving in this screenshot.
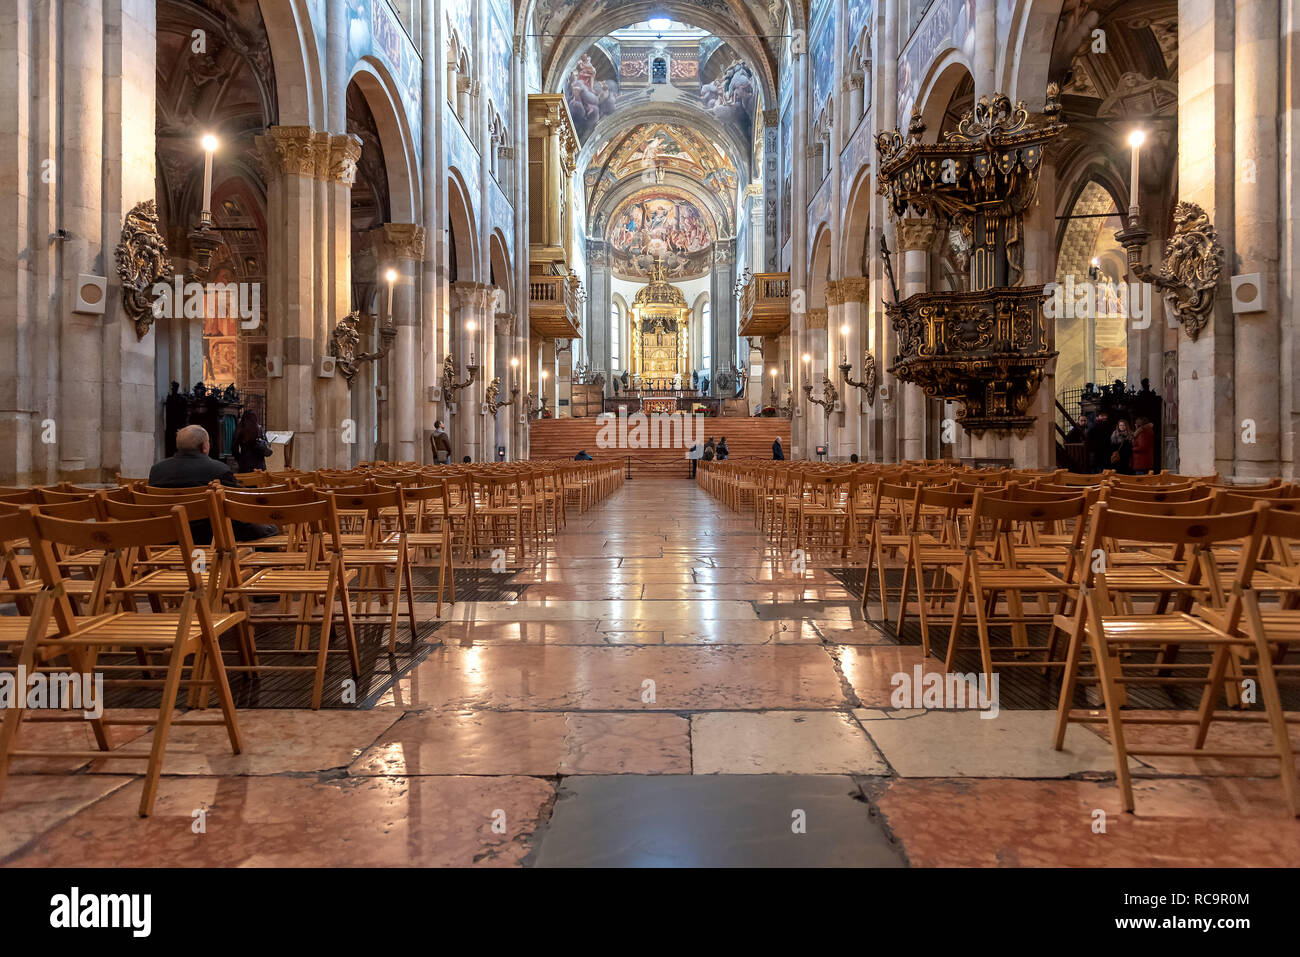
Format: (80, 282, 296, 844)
(115, 199, 174, 340)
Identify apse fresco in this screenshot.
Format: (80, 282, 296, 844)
(586, 123, 739, 216)
(563, 39, 758, 147)
(608, 192, 714, 280)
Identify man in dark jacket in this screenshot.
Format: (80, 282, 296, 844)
(1085, 411, 1111, 473)
(772, 437, 785, 460)
(149, 425, 275, 542)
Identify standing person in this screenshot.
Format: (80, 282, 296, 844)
(772, 436, 785, 460)
(716, 436, 729, 460)
(1086, 411, 1111, 473)
(1131, 416, 1155, 474)
(231, 410, 270, 472)
(688, 442, 700, 478)
(431, 419, 453, 464)
(1110, 419, 1134, 474)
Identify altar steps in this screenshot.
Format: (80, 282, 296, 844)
(528, 417, 791, 476)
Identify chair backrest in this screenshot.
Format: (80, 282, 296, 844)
(219, 494, 341, 558)
(968, 489, 1088, 565)
(221, 486, 323, 506)
(32, 496, 107, 521)
(145, 483, 221, 495)
(28, 506, 203, 627)
(37, 487, 97, 504)
(325, 487, 406, 545)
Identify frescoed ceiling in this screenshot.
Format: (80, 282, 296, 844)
(585, 122, 739, 214)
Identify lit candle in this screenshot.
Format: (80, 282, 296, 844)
(840, 323, 850, 361)
(1127, 130, 1145, 211)
(200, 134, 218, 224)
(384, 268, 397, 322)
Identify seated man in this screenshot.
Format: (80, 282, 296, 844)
(150, 424, 276, 543)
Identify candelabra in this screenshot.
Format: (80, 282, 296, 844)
(188, 222, 224, 282)
(484, 375, 521, 415)
(526, 391, 548, 419)
(1113, 201, 1223, 342)
(802, 375, 839, 420)
(839, 351, 878, 407)
(441, 352, 478, 403)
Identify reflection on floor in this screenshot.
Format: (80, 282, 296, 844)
(3, 480, 1299, 867)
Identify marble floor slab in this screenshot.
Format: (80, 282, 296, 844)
(692, 711, 890, 774)
(528, 775, 906, 867)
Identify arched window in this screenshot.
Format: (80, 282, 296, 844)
(610, 304, 621, 369)
(652, 57, 668, 84)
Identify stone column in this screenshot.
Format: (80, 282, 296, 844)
(803, 307, 829, 453)
(257, 126, 331, 470)
(373, 223, 425, 463)
(830, 277, 869, 459)
(898, 216, 936, 461)
(711, 239, 737, 398)
(871, 0, 899, 462)
(493, 310, 518, 459)
(1177, 0, 1236, 476)
(587, 240, 611, 381)
(450, 281, 490, 461)
(1233, 0, 1280, 478)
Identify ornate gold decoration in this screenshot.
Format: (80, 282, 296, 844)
(115, 199, 174, 340)
(802, 375, 840, 420)
(804, 308, 828, 330)
(1126, 201, 1224, 342)
(328, 311, 390, 385)
(484, 375, 520, 415)
(827, 277, 868, 306)
(876, 87, 1063, 436)
(840, 351, 877, 406)
(442, 353, 477, 402)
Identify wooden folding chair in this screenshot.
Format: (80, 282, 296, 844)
(327, 487, 419, 651)
(1052, 500, 1281, 813)
(218, 496, 360, 709)
(0, 506, 243, 817)
(944, 490, 1087, 683)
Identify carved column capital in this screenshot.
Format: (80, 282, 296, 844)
(898, 216, 939, 253)
(804, 308, 829, 330)
(827, 277, 869, 306)
(327, 133, 363, 185)
(256, 126, 331, 181)
(451, 280, 495, 310)
(495, 312, 515, 336)
(373, 223, 427, 262)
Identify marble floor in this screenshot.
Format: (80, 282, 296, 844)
(3, 479, 1299, 867)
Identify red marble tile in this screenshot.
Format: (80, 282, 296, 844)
(873, 777, 1300, 867)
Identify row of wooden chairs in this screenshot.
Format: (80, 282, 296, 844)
(697, 460, 1300, 815)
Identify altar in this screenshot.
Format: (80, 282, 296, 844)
(630, 259, 690, 383)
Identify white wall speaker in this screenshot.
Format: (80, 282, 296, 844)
(879, 384, 891, 401)
(74, 274, 107, 315)
(266, 355, 283, 378)
(427, 385, 442, 403)
(1230, 273, 1267, 314)
(446, 402, 458, 416)
(316, 356, 336, 378)
(376, 384, 388, 401)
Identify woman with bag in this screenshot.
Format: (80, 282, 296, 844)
(232, 409, 271, 472)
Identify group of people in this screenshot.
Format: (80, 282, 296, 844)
(688, 436, 730, 477)
(1079, 411, 1156, 474)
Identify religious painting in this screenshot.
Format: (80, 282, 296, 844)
(563, 38, 757, 148)
(485, 0, 513, 118)
(780, 109, 792, 249)
(810, 3, 837, 110)
(564, 48, 620, 140)
(608, 192, 714, 280)
(698, 53, 757, 144)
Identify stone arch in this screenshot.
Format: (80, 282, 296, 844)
(808, 225, 832, 308)
(488, 230, 513, 310)
(348, 57, 420, 224)
(255, 0, 324, 128)
(839, 166, 872, 278)
(1001, 0, 1069, 106)
(914, 52, 974, 140)
(446, 168, 480, 283)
